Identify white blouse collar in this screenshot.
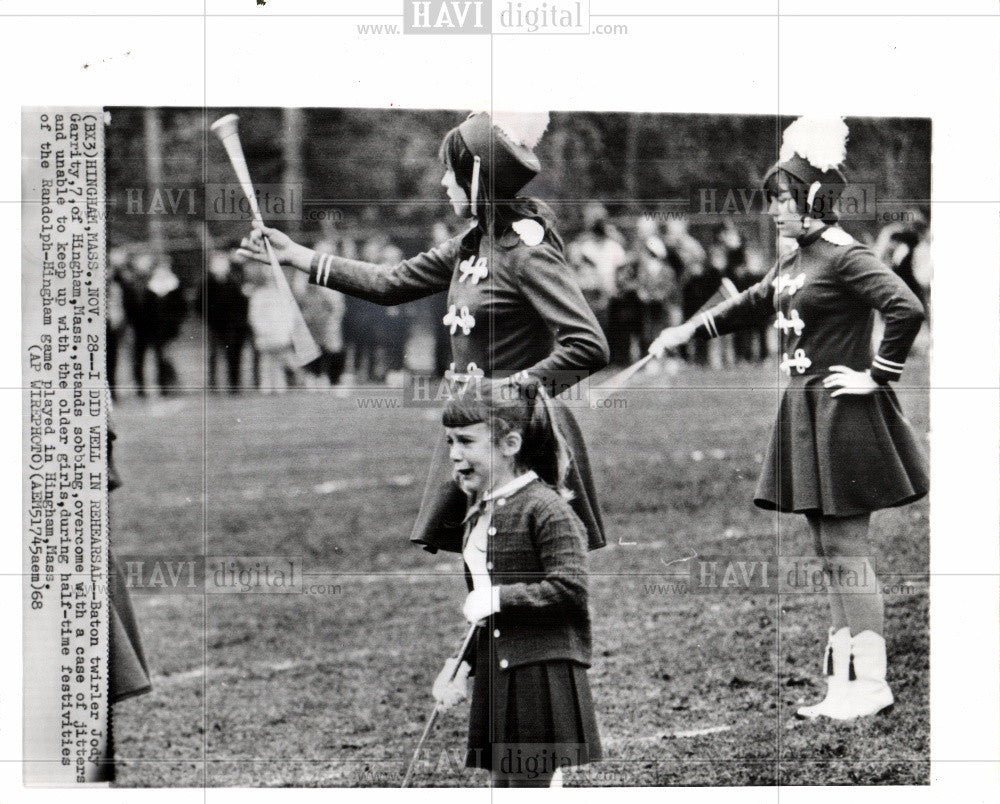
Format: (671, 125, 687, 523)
(483, 470, 538, 503)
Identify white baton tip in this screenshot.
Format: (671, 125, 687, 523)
(210, 114, 240, 136)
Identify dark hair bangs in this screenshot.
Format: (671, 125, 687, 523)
(442, 390, 489, 428)
(763, 169, 792, 202)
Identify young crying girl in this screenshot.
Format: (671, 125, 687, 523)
(431, 378, 602, 787)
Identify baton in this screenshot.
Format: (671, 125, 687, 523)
(210, 114, 320, 367)
(596, 276, 742, 391)
(401, 622, 479, 788)
(596, 353, 654, 389)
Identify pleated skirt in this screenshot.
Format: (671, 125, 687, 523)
(465, 631, 602, 773)
(754, 375, 929, 517)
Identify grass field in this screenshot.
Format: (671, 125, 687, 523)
(111, 352, 930, 787)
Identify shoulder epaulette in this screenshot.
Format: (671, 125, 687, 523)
(511, 218, 545, 247)
(820, 227, 855, 246)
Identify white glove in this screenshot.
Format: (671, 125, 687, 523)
(823, 366, 879, 397)
(462, 587, 500, 623)
(432, 658, 470, 709)
(648, 322, 696, 358)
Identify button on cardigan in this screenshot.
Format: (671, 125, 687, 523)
(459, 477, 592, 672)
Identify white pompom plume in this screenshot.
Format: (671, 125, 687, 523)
(489, 111, 551, 149)
(779, 116, 849, 172)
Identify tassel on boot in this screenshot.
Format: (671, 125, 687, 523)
(796, 627, 852, 719)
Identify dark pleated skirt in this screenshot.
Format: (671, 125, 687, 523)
(410, 397, 606, 553)
(465, 631, 602, 773)
(754, 376, 929, 517)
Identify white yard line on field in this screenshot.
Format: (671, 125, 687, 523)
(239, 473, 416, 500)
(152, 650, 377, 687)
(668, 725, 733, 738)
(604, 724, 734, 748)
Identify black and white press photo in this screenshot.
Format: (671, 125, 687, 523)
(10, 2, 1000, 800)
(89, 106, 931, 786)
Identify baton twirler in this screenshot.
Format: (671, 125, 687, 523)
(401, 622, 479, 788)
(210, 114, 320, 367)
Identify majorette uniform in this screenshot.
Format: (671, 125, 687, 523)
(308, 112, 610, 552)
(691, 224, 928, 517)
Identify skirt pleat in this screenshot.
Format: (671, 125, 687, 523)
(755, 376, 929, 517)
(466, 631, 601, 772)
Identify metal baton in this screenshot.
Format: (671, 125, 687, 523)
(401, 622, 479, 788)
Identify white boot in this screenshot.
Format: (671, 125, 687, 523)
(796, 627, 851, 719)
(840, 630, 894, 719)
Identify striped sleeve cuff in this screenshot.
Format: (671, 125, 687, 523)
(694, 310, 720, 340)
(309, 251, 333, 286)
(870, 354, 905, 384)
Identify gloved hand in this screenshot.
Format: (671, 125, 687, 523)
(237, 225, 313, 273)
(648, 321, 696, 358)
(823, 366, 880, 397)
(463, 587, 500, 623)
(432, 658, 471, 709)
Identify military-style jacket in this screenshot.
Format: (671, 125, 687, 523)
(309, 221, 610, 387)
(693, 226, 925, 383)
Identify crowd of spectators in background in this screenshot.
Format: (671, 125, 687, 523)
(105, 209, 930, 399)
(566, 205, 773, 369)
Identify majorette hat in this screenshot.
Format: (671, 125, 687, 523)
(763, 117, 849, 221)
(457, 111, 550, 200)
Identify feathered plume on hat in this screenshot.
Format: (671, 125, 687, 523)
(764, 116, 849, 221)
(458, 110, 551, 200)
(487, 111, 551, 150)
(779, 116, 849, 172)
